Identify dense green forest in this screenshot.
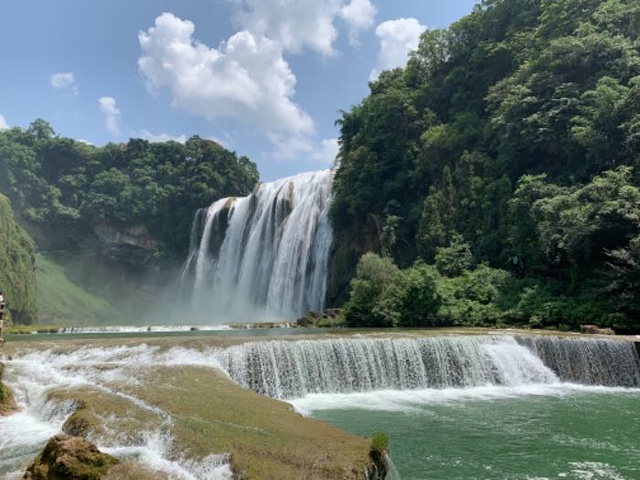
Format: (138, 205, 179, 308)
(0, 194, 37, 323)
(0, 121, 259, 323)
(0, 120, 258, 256)
(331, 0, 640, 333)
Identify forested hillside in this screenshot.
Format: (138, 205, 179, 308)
(0, 194, 37, 324)
(0, 121, 259, 323)
(330, 0, 640, 332)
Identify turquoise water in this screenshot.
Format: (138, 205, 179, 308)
(309, 390, 640, 479)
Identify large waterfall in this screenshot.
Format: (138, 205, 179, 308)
(181, 170, 334, 321)
(217, 335, 640, 399)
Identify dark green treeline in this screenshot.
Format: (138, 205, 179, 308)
(0, 121, 259, 323)
(331, 0, 640, 333)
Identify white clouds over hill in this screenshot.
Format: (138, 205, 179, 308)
(99, 96, 121, 136)
(138, 1, 375, 163)
(138, 13, 313, 137)
(370, 18, 425, 81)
(231, 0, 376, 55)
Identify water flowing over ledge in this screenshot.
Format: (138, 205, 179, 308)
(217, 335, 640, 399)
(181, 169, 334, 321)
(2, 334, 639, 477)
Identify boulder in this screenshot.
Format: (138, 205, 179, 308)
(24, 434, 118, 480)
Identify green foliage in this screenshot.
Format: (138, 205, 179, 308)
(331, 0, 640, 332)
(0, 122, 259, 257)
(343, 253, 400, 327)
(344, 254, 442, 328)
(0, 194, 38, 324)
(435, 235, 475, 277)
(370, 432, 390, 455)
(35, 254, 118, 326)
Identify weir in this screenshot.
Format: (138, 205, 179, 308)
(217, 335, 640, 399)
(181, 170, 334, 320)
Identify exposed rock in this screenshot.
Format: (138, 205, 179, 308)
(93, 223, 159, 251)
(580, 324, 615, 335)
(0, 362, 18, 416)
(296, 309, 345, 328)
(24, 434, 118, 480)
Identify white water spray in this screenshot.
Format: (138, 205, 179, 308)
(181, 169, 335, 321)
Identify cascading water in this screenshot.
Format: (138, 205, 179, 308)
(0, 347, 232, 479)
(217, 335, 640, 399)
(181, 169, 334, 321)
(2, 335, 639, 478)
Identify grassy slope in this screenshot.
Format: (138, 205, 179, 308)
(0, 194, 38, 324)
(36, 254, 117, 326)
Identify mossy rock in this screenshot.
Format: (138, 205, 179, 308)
(24, 434, 118, 480)
(0, 362, 18, 415)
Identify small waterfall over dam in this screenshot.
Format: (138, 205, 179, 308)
(181, 170, 334, 321)
(217, 335, 640, 399)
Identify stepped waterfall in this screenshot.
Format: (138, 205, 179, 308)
(181, 170, 334, 320)
(217, 335, 640, 399)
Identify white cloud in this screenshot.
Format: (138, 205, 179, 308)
(138, 13, 313, 138)
(271, 135, 339, 164)
(98, 96, 121, 136)
(136, 130, 188, 144)
(50, 72, 78, 94)
(0, 114, 8, 130)
(370, 18, 425, 81)
(340, 0, 377, 46)
(311, 138, 339, 164)
(231, 0, 375, 55)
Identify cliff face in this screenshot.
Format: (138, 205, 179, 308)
(0, 194, 37, 324)
(326, 215, 381, 307)
(53, 222, 176, 321)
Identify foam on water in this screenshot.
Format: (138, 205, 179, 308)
(101, 430, 232, 480)
(0, 344, 231, 479)
(217, 335, 640, 399)
(289, 383, 640, 415)
(2, 334, 639, 478)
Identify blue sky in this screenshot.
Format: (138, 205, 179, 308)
(0, 0, 476, 181)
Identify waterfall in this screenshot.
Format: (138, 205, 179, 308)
(181, 169, 334, 321)
(217, 336, 640, 399)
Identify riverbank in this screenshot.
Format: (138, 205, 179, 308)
(0, 333, 388, 479)
(1, 328, 638, 479)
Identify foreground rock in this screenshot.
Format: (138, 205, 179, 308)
(24, 434, 118, 480)
(0, 361, 18, 416)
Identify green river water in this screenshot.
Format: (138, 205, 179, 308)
(312, 391, 640, 479)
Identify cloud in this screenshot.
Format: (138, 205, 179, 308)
(138, 13, 313, 138)
(271, 135, 339, 164)
(370, 18, 425, 81)
(50, 72, 78, 94)
(98, 96, 121, 136)
(136, 130, 188, 144)
(231, 0, 375, 55)
(0, 114, 8, 130)
(340, 0, 377, 46)
(311, 138, 339, 164)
